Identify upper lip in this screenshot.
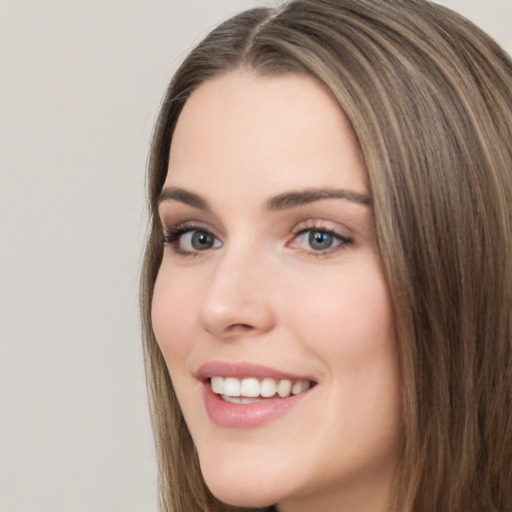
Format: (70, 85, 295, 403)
(196, 361, 316, 383)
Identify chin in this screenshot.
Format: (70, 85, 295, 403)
(206, 483, 275, 509)
(199, 460, 280, 508)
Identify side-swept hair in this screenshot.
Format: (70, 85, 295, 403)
(141, 1, 512, 510)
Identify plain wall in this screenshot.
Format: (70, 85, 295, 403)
(1, 1, 510, 511)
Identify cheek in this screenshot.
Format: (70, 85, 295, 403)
(284, 263, 394, 364)
(151, 269, 211, 436)
(283, 265, 401, 468)
(151, 270, 197, 374)
(282, 260, 401, 440)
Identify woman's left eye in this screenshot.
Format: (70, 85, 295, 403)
(290, 229, 352, 254)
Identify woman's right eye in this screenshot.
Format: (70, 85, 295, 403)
(163, 226, 222, 254)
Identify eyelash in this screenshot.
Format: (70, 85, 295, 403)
(290, 225, 353, 257)
(161, 222, 353, 257)
(161, 222, 215, 256)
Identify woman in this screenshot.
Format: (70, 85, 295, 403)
(141, 0, 512, 510)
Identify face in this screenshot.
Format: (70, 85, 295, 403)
(152, 70, 402, 512)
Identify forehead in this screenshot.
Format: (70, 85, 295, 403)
(166, 70, 367, 199)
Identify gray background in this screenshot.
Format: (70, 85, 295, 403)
(1, 1, 510, 511)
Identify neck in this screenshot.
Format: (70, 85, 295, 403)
(275, 472, 395, 512)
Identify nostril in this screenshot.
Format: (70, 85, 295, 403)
(226, 323, 254, 333)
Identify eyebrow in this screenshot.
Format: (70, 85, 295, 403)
(265, 187, 371, 210)
(156, 186, 371, 212)
(157, 187, 211, 211)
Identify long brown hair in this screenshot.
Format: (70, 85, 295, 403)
(141, 1, 512, 510)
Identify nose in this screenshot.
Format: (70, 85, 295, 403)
(197, 246, 276, 339)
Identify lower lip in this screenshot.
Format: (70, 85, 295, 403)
(203, 382, 312, 428)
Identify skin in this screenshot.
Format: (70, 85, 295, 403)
(152, 70, 403, 512)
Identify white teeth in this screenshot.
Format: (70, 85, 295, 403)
(210, 376, 312, 399)
(211, 376, 224, 394)
(292, 380, 311, 395)
(223, 377, 241, 397)
(277, 379, 292, 398)
(291, 380, 303, 395)
(240, 378, 260, 397)
(222, 396, 262, 404)
(260, 378, 277, 397)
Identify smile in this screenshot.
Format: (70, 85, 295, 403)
(210, 376, 312, 403)
(198, 362, 317, 428)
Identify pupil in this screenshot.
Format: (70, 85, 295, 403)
(192, 231, 213, 250)
(309, 231, 332, 250)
